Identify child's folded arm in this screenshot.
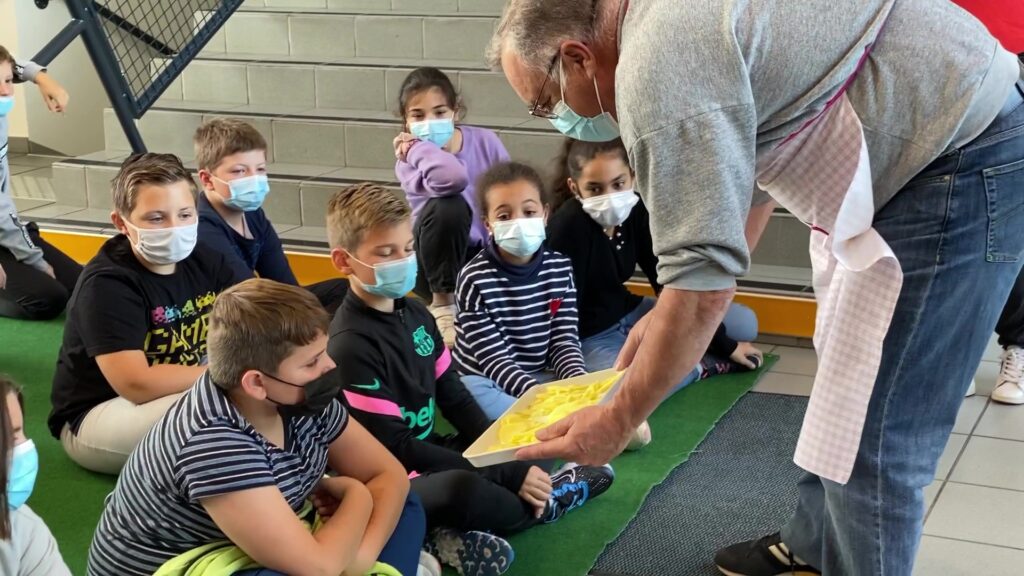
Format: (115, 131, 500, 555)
(325, 419, 410, 575)
(395, 142, 470, 199)
(456, 281, 539, 396)
(96, 351, 205, 404)
(252, 223, 299, 285)
(547, 277, 588, 380)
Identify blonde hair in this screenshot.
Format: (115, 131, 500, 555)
(207, 279, 329, 390)
(112, 153, 197, 217)
(193, 118, 268, 172)
(325, 183, 411, 252)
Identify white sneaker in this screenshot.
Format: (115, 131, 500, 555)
(417, 551, 442, 576)
(992, 345, 1024, 405)
(965, 378, 977, 398)
(430, 304, 457, 349)
(626, 420, 652, 451)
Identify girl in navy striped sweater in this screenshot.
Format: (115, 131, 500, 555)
(453, 162, 589, 420)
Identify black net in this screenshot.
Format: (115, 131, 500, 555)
(93, 0, 243, 114)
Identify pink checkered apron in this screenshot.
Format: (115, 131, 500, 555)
(755, 39, 902, 485)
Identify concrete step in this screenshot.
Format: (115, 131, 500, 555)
(240, 0, 506, 16)
(203, 9, 499, 66)
(162, 55, 526, 121)
(34, 151, 812, 277)
(100, 103, 562, 174)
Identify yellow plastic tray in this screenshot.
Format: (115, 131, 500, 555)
(463, 369, 625, 468)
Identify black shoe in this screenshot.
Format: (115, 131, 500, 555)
(714, 533, 821, 576)
(541, 464, 615, 523)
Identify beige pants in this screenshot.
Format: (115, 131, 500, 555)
(60, 393, 184, 475)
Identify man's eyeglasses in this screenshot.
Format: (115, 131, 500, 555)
(528, 53, 561, 119)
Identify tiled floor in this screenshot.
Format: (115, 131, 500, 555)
(752, 335, 1024, 575)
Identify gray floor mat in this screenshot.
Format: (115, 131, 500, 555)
(592, 392, 808, 576)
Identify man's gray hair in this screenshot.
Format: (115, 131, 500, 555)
(486, 0, 600, 75)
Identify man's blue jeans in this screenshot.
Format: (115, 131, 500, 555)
(783, 82, 1024, 575)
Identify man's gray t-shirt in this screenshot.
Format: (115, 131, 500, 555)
(616, 0, 1020, 291)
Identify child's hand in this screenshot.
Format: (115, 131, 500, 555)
(730, 342, 764, 370)
(311, 484, 341, 519)
(393, 132, 416, 162)
(0, 263, 6, 290)
(518, 465, 552, 518)
(35, 72, 69, 114)
(313, 476, 368, 518)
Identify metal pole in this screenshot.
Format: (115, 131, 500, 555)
(31, 20, 85, 66)
(64, 0, 146, 153)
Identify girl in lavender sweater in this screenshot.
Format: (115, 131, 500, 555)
(393, 67, 509, 346)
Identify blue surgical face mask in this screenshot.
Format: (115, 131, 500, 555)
(492, 217, 546, 259)
(215, 174, 271, 212)
(409, 118, 456, 149)
(351, 253, 418, 299)
(0, 96, 14, 117)
(8, 440, 38, 510)
(549, 60, 620, 143)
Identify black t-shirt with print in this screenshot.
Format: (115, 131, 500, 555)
(48, 235, 241, 438)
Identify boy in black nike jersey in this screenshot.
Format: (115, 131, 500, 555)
(324, 183, 614, 576)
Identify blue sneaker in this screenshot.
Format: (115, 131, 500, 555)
(425, 528, 514, 576)
(541, 464, 615, 524)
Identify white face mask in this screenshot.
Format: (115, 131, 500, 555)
(580, 189, 639, 228)
(123, 220, 198, 265)
(492, 217, 546, 259)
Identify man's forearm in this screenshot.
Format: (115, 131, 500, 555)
(611, 287, 733, 426)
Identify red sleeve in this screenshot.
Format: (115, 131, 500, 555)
(953, 0, 1024, 53)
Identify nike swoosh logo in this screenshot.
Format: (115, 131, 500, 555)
(351, 378, 381, 391)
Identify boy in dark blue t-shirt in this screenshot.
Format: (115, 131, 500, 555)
(194, 118, 348, 312)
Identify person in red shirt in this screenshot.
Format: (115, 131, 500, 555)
(954, 0, 1024, 54)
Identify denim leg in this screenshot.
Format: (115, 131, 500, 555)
(461, 375, 518, 420)
(722, 302, 759, 343)
(783, 97, 1024, 575)
(376, 492, 427, 576)
(581, 298, 657, 372)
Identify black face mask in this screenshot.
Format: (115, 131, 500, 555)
(264, 369, 341, 419)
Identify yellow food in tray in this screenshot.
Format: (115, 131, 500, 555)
(489, 373, 621, 450)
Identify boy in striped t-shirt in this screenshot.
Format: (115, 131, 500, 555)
(453, 162, 588, 420)
(87, 279, 425, 576)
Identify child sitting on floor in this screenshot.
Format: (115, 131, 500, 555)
(324, 183, 614, 576)
(48, 153, 243, 475)
(0, 46, 82, 321)
(546, 138, 763, 393)
(0, 376, 71, 576)
(394, 67, 510, 346)
(87, 278, 425, 576)
(195, 118, 349, 313)
(452, 162, 589, 420)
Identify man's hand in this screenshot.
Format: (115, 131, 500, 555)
(517, 465, 552, 518)
(730, 342, 764, 370)
(35, 72, 69, 114)
(41, 261, 56, 280)
(0, 263, 6, 290)
(516, 403, 633, 466)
